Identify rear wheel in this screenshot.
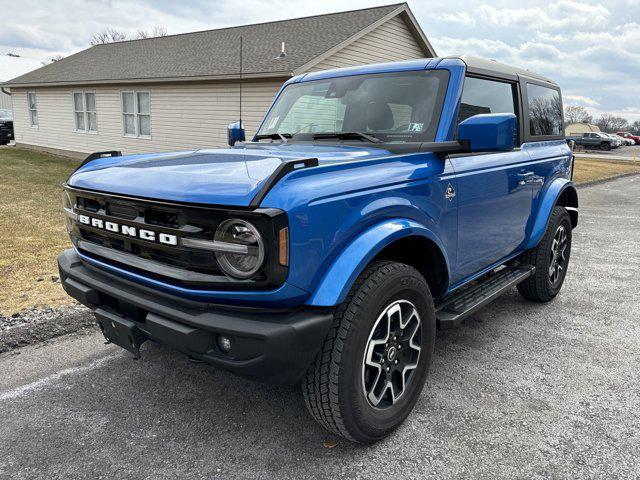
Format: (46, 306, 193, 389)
(301, 261, 435, 443)
(517, 206, 572, 302)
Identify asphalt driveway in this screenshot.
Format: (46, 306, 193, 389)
(1, 176, 639, 479)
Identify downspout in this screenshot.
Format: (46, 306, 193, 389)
(1, 87, 10, 96)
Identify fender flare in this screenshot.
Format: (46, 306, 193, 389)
(526, 178, 578, 249)
(305, 218, 450, 307)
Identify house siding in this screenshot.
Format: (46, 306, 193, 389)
(10, 13, 430, 157)
(11, 80, 282, 156)
(310, 15, 425, 71)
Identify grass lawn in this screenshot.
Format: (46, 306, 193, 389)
(0, 147, 638, 315)
(0, 147, 76, 315)
(572, 157, 640, 185)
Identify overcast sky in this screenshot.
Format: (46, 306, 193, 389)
(1, 0, 638, 121)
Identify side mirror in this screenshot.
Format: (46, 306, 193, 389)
(458, 113, 517, 152)
(227, 121, 246, 146)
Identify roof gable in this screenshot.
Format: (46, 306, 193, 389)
(4, 4, 432, 87)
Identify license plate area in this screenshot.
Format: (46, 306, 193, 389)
(95, 307, 147, 358)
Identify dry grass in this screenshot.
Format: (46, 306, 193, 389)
(573, 157, 640, 185)
(0, 147, 638, 315)
(0, 147, 76, 315)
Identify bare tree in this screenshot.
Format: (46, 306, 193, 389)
(632, 120, 640, 135)
(136, 26, 167, 39)
(90, 28, 129, 45)
(41, 54, 65, 66)
(564, 105, 592, 125)
(596, 114, 629, 133)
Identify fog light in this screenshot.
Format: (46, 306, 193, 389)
(217, 335, 232, 354)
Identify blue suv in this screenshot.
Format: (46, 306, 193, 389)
(58, 56, 577, 443)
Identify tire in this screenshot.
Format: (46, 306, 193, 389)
(302, 261, 436, 443)
(600, 142, 611, 151)
(517, 206, 572, 302)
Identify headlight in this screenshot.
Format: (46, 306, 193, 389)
(214, 219, 265, 279)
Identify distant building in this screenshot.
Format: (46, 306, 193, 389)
(565, 123, 600, 135)
(1, 3, 435, 158)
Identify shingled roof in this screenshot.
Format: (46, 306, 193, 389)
(4, 3, 434, 88)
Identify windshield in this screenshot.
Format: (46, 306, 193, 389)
(0, 109, 12, 120)
(257, 70, 449, 143)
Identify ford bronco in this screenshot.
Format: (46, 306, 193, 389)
(58, 56, 577, 443)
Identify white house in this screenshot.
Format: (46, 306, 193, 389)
(2, 3, 435, 158)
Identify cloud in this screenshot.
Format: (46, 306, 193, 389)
(564, 95, 599, 107)
(433, 11, 476, 26)
(1, 0, 639, 121)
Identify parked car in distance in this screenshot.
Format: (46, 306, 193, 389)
(603, 133, 622, 148)
(58, 56, 578, 443)
(568, 132, 616, 150)
(0, 109, 13, 145)
(613, 134, 634, 146)
(616, 131, 640, 145)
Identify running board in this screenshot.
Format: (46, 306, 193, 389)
(436, 265, 535, 329)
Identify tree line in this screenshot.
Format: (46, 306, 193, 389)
(40, 27, 168, 65)
(564, 105, 640, 134)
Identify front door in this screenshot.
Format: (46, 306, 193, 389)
(450, 151, 533, 283)
(449, 75, 533, 284)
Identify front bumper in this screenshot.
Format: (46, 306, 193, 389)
(58, 249, 333, 384)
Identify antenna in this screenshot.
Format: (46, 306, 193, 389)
(239, 35, 243, 130)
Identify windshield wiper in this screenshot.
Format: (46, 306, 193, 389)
(254, 133, 293, 142)
(312, 132, 381, 143)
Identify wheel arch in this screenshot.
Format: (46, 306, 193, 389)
(526, 179, 578, 250)
(304, 219, 451, 307)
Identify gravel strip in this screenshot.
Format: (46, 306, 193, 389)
(0, 304, 96, 353)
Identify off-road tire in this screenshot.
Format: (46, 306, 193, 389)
(517, 206, 572, 302)
(301, 261, 436, 443)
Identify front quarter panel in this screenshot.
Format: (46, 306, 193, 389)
(261, 153, 458, 305)
(305, 218, 450, 306)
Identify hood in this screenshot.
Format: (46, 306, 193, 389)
(69, 143, 394, 206)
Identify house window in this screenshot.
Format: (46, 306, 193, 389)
(73, 92, 97, 133)
(122, 91, 151, 138)
(27, 92, 38, 127)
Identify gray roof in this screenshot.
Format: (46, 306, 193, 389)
(4, 3, 433, 88)
(458, 55, 557, 85)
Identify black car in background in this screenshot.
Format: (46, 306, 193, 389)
(0, 109, 14, 145)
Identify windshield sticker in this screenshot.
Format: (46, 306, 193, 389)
(267, 116, 280, 130)
(408, 123, 424, 132)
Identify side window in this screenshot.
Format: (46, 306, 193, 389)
(27, 92, 38, 128)
(526, 83, 563, 136)
(457, 76, 516, 125)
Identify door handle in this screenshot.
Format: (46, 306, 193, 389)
(517, 171, 534, 185)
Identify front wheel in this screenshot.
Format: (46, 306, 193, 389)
(517, 206, 572, 302)
(301, 261, 435, 443)
(600, 142, 611, 151)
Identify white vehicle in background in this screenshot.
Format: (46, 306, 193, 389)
(603, 133, 622, 148)
(613, 134, 634, 146)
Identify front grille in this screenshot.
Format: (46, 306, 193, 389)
(65, 187, 288, 290)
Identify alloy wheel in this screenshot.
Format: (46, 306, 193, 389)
(549, 224, 568, 285)
(362, 300, 422, 409)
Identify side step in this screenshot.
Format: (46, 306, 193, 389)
(436, 264, 535, 329)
